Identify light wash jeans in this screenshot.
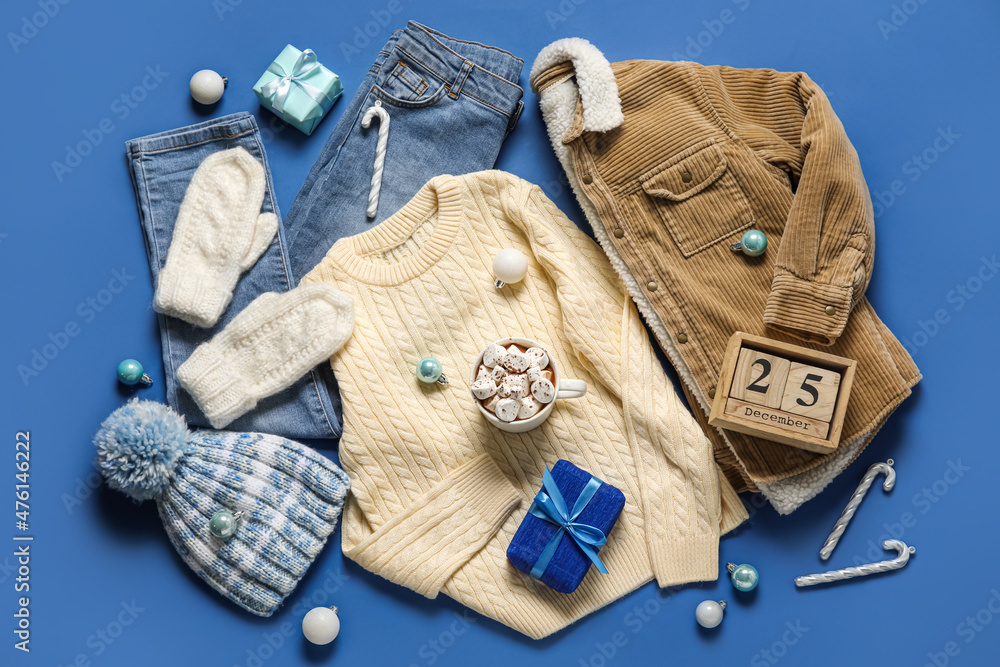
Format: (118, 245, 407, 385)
(125, 21, 523, 439)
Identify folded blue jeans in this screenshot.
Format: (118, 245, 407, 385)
(125, 21, 523, 440)
(283, 20, 524, 280)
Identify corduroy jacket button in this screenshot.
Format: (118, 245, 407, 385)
(647, 281, 658, 291)
(825, 305, 837, 316)
(681, 171, 692, 183)
(676, 333, 689, 344)
(708, 386, 716, 399)
(582, 174, 594, 184)
(613, 228, 625, 238)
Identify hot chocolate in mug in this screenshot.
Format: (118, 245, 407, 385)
(468, 336, 587, 433)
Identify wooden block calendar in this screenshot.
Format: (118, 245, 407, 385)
(708, 332, 856, 454)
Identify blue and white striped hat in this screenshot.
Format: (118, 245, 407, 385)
(94, 399, 349, 616)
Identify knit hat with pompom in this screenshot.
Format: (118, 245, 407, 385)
(94, 399, 350, 616)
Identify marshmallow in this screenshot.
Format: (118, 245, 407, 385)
(476, 364, 491, 381)
(518, 396, 542, 419)
(502, 350, 531, 373)
(490, 366, 508, 382)
(496, 380, 512, 398)
(525, 347, 549, 369)
(502, 374, 529, 400)
(531, 377, 556, 404)
(495, 398, 521, 422)
(471, 378, 498, 400)
(541, 369, 555, 385)
(482, 395, 499, 413)
(482, 343, 507, 369)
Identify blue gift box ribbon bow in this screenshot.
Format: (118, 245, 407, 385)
(259, 48, 330, 115)
(528, 467, 609, 579)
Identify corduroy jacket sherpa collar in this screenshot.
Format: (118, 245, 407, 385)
(530, 39, 920, 514)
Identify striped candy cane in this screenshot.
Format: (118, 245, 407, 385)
(362, 100, 391, 219)
(819, 459, 896, 561)
(795, 540, 915, 587)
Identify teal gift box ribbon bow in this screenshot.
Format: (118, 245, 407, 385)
(259, 48, 329, 115)
(528, 467, 609, 579)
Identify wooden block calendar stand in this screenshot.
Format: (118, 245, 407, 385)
(708, 332, 857, 454)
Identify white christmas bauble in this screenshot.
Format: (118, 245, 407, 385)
(492, 249, 528, 284)
(189, 69, 226, 105)
(695, 600, 726, 629)
(302, 606, 340, 645)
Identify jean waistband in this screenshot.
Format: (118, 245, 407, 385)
(125, 112, 259, 156)
(391, 21, 524, 116)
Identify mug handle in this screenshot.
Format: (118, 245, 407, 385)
(557, 379, 588, 399)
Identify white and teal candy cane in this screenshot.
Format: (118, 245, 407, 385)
(362, 100, 391, 219)
(795, 539, 915, 588)
(819, 459, 896, 561)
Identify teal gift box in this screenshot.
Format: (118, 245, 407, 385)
(253, 44, 343, 136)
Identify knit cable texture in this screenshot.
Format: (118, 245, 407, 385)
(301, 171, 746, 639)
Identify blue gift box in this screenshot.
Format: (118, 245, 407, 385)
(252, 44, 343, 135)
(507, 460, 625, 593)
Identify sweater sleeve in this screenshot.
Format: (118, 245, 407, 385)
(705, 66, 875, 346)
(510, 180, 723, 586)
(340, 453, 521, 598)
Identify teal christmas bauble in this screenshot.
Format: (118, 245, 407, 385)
(416, 357, 444, 384)
(729, 563, 759, 591)
(209, 509, 240, 539)
(737, 230, 767, 257)
(117, 359, 145, 385)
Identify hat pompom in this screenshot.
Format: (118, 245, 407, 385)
(95, 399, 191, 501)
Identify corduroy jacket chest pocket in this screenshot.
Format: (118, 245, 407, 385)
(639, 139, 754, 257)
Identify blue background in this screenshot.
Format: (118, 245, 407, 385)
(2, 0, 998, 665)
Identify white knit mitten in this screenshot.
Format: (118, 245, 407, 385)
(177, 283, 354, 428)
(153, 147, 279, 328)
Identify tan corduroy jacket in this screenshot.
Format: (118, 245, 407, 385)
(530, 39, 920, 514)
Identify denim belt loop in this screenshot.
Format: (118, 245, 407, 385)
(449, 60, 475, 99)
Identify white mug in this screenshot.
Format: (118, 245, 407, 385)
(469, 337, 587, 433)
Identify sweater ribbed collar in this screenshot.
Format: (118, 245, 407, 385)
(330, 175, 464, 286)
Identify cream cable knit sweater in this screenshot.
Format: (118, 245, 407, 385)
(302, 171, 747, 639)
